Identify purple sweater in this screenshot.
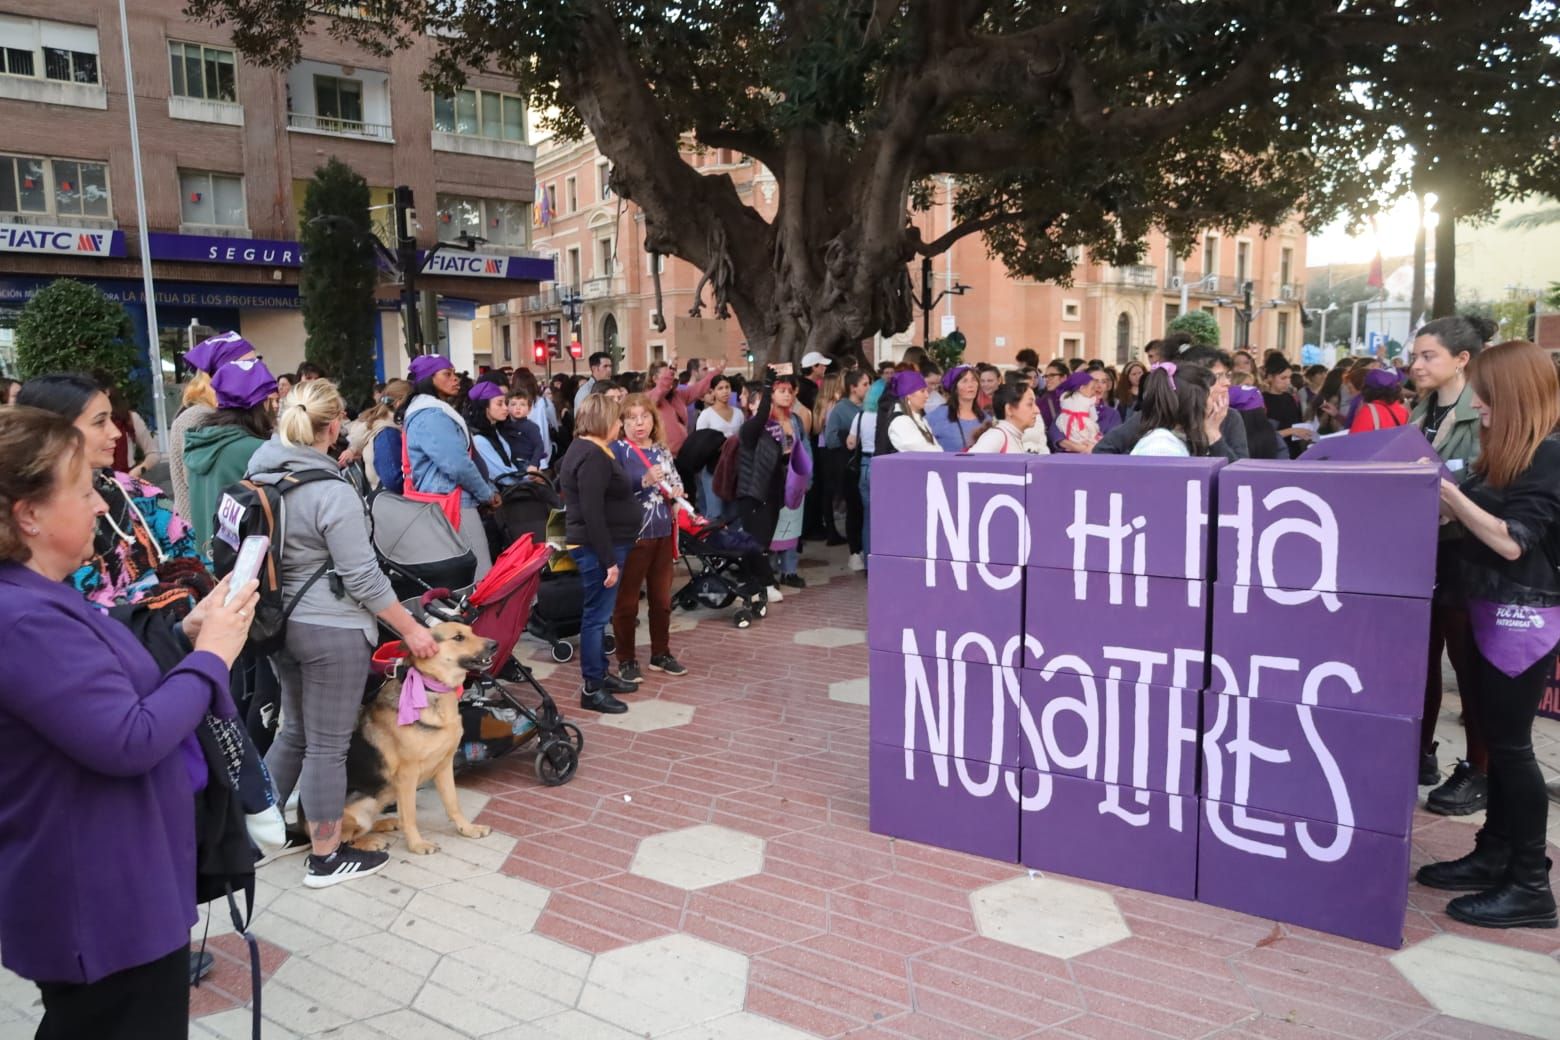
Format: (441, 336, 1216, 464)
(0, 563, 232, 983)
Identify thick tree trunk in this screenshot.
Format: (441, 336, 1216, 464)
(1410, 192, 1427, 326)
(1431, 201, 1456, 318)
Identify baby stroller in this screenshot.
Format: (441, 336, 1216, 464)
(522, 505, 618, 663)
(673, 515, 771, 629)
(380, 536, 583, 785)
(490, 473, 562, 548)
(371, 490, 478, 601)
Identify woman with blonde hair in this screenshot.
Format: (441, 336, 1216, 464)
(168, 332, 258, 525)
(360, 378, 412, 492)
(1419, 341, 1560, 928)
(245, 379, 439, 887)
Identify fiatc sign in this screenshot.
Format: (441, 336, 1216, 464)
(0, 222, 125, 257)
(419, 250, 555, 281)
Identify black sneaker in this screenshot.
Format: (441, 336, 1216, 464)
(619, 660, 644, 684)
(780, 573, 807, 589)
(602, 672, 638, 694)
(303, 845, 389, 889)
(648, 654, 688, 676)
(1419, 742, 1441, 786)
(256, 831, 311, 867)
(580, 686, 628, 714)
(1426, 761, 1489, 816)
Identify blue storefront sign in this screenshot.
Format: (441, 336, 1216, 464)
(148, 232, 304, 267)
(0, 275, 311, 310)
(0, 222, 126, 257)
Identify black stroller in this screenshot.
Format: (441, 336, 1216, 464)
(673, 518, 771, 628)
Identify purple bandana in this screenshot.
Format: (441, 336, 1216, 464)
(184, 331, 255, 374)
(409, 353, 454, 383)
(890, 370, 928, 398)
(1467, 600, 1560, 678)
(398, 667, 458, 726)
(467, 381, 505, 402)
(211, 358, 277, 410)
(941, 365, 973, 393)
(1227, 385, 1265, 412)
(1058, 370, 1092, 394)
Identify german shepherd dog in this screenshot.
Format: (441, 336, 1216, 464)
(326, 622, 499, 855)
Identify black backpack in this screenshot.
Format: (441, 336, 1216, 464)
(211, 470, 340, 653)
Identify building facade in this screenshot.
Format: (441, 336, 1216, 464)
(0, 0, 551, 407)
(489, 135, 1305, 374)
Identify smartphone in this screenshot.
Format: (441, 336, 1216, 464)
(226, 534, 269, 605)
(771, 362, 794, 376)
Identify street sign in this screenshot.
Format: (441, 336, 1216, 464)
(1367, 331, 1385, 356)
(939, 314, 957, 337)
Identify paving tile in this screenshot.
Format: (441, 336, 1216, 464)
(793, 626, 867, 648)
(363, 1007, 481, 1039)
(578, 933, 748, 1035)
(484, 1009, 644, 1039)
(663, 1011, 823, 1039)
(630, 823, 766, 890)
(599, 698, 697, 733)
(1393, 933, 1560, 1040)
(971, 875, 1131, 960)
(828, 677, 871, 705)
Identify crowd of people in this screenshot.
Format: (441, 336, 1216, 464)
(0, 311, 1556, 1036)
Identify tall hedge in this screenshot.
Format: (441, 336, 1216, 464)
(300, 157, 378, 408)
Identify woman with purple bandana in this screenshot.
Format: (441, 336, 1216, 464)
(1418, 339, 1560, 929)
(168, 331, 258, 523)
(882, 370, 941, 454)
(184, 358, 278, 554)
(400, 353, 499, 580)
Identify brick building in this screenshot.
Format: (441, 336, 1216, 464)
(0, 0, 551, 408)
(488, 137, 1306, 374)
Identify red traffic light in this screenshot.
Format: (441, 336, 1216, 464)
(568, 338, 583, 359)
(532, 339, 547, 364)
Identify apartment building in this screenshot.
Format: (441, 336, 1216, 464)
(0, 0, 551, 389)
(493, 135, 1304, 373)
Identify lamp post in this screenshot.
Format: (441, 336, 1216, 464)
(560, 288, 583, 375)
(1215, 281, 1285, 352)
(912, 255, 972, 344)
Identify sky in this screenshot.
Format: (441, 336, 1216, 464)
(1306, 194, 1437, 267)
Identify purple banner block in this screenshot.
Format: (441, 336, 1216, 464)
(869, 454, 1034, 564)
(1214, 461, 1439, 599)
(1197, 798, 1410, 948)
(1020, 770, 1197, 899)
(1018, 672, 1199, 795)
(870, 649, 1020, 766)
(870, 743, 1020, 862)
(1209, 583, 1429, 717)
(1025, 566, 1209, 686)
(1201, 692, 1417, 837)
(1027, 455, 1224, 578)
(868, 554, 1024, 659)
(1302, 425, 1457, 482)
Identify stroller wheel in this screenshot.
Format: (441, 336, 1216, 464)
(535, 739, 579, 786)
(560, 722, 585, 753)
(551, 641, 574, 663)
(677, 590, 699, 611)
(734, 610, 753, 629)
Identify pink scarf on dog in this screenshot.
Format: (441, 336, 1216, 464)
(398, 668, 457, 726)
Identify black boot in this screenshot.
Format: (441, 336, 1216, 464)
(1419, 740, 1441, 786)
(579, 684, 628, 714)
(1445, 848, 1558, 929)
(1425, 760, 1489, 816)
(1416, 830, 1511, 891)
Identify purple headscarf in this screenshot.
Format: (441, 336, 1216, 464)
(941, 365, 974, 393)
(890, 370, 928, 399)
(184, 331, 255, 375)
(467, 381, 505, 402)
(1227, 385, 1266, 412)
(1364, 368, 1403, 391)
(211, 358, 277, 410)
(408, 353, 454, 383)
(1058, 370, 1093, 395)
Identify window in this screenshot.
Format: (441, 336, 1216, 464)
(597, 160, 612, 201)
(1062, 300, 1081, 322)
(566, 247, 581, 289)
(1280, 246, 1294, 288)
(566, 177, 578, 214)
(179, 170, 245, 227)
(0, 17, 99, 84)
(500, 324, 512, 363)
(1164, 242, 1183, 280)
(645, 250, 665, 275)
(0, 154, 109, 217)
(1276, 312, 1291, 354)
(1164, 302, 1180, 331)
(1060, 336, 1084, 357)
(313, 75, 363, 132)
(435, 194, 529, 248)
(432, 87, 524, 142)
(1202, 234, 1219, 277)
(597, 236, 614, 277)
(168, 42, 236, 102)
(1236, 240, 1251, 285)
(1115, 313, 1132, 366)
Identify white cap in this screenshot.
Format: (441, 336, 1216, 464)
(800, 351, 830, 369)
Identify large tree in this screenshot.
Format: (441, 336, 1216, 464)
(188, 1, 1557, 362)
(300, 157, 378, 406)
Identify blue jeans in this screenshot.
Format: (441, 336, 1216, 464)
(775, 547, 799, 576)
(570, 544, 630, 687)
(698, 470, 727, 521)
(859, 457, 873, 557)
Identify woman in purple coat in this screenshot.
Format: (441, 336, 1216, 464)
(0, 406, 256, 1038)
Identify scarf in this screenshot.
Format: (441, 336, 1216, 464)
(398, 667, 457, 726)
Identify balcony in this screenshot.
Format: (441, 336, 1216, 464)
(582, 274, 625, 300)
(1099, 264, 1158, 290)
(286, 110, 392, 141)
(519, 287, 564, 314)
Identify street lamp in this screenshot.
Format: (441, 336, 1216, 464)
(559, 287, 584, 374)
(910, 255, 972, 345)
(1304, 302, 1339, 350)
(1215, 280, 1285, 352)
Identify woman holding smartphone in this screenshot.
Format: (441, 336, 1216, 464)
(1418, 340, 1560, 929)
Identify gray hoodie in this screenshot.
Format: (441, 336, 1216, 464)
(244, 437, 397, 641)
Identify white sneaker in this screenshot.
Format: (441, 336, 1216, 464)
(766, 585, 784, 602)
(848, 553, 865, 572)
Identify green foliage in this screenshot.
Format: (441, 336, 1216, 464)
(14, 279, 140, 396)
(300, 158, 377, 408)
(1166, 310, 1221, 347)
(926, 333, 966, 372)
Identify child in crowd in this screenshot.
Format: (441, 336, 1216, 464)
(1053, 371, 1102, 450)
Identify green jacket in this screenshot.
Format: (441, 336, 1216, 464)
(1410, 382, 1480, 545)
(183, 424, 266, 554)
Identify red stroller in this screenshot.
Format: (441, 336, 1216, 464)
(379, 535, 583, 785)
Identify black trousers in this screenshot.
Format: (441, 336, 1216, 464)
(36, 945, 189, 1040)
(1471, 639, 1555, 854)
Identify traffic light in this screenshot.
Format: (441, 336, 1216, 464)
(547, 332, 562, 358)
(532, 339, 547, 364)
(568, 338, 583, 360)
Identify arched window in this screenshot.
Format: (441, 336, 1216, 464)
(1115, 312, 1132, 366)
(601, 313, 619, 360)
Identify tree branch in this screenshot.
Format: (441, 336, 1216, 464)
(694, 127, 782, 171)
(916, 133, 1035, 176)
(917, 208, 1028, 256)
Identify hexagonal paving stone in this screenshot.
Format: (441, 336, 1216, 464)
(970, 875, 1130, 960)
(1393, 934, 1560, 1040)
(599, 699, 696, 733)
(793, 627, 866, 649)
(828, 677, 870, 705)
(630, 824, 765, 891)
(578, 934, 748, 1036)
